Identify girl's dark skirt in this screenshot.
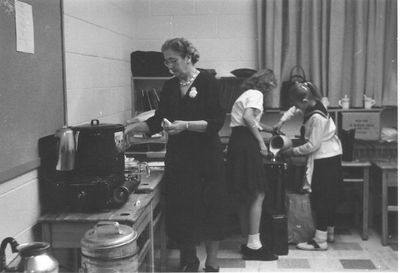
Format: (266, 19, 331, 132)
(311, 154, 343, 230)
(226, 126, 269, 203)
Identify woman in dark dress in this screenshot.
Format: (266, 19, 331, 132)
(125, 38, 227, 272)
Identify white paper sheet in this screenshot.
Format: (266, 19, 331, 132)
(15, 0, 34, 54)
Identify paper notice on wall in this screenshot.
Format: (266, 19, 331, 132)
(15, 0, 34, 54)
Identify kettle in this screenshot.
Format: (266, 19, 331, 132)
(0, 237, 58, 273)
(55, 125, 75, 171)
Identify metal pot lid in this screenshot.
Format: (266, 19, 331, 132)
(73, 119, 124, 132)
(81, 221, 137, 250)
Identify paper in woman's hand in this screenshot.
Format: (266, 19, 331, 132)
(162, 118, 172, 128)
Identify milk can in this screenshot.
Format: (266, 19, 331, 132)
(80, 221, 138, 273)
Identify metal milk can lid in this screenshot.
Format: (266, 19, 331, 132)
(81, 221, 138, 259)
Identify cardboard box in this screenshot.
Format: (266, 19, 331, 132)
(340, 111, 381, 140)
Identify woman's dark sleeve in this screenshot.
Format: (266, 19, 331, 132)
(145, 83, 168, 135)
(204, 77, 226, 136)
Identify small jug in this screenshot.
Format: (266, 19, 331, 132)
(0, 237, 59, 273)
(55, 126, 75, 171)
(363, 95, 376, 109)
(338, 95, 350, 109)
(321, 97, 330, 108)
(269, 135, 293, 160)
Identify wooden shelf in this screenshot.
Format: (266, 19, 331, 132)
(343, 178, 365, 183)
(327, 107, 383, 112)
(132, 76, 171, 116)
(342, 161, 372, 167)
(261, 107, 385, 115)
(133, 76, 172, 80)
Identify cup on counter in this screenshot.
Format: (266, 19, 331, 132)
(363, 95, 376, 109)
(338, 95, 350, 110)
(321, 97, 330, 108)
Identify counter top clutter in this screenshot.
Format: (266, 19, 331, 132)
(125, 111, 167, 160)
(39, 170, 164, 273)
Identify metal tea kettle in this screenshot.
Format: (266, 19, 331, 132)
(0, 237, 58, 273)
(55, 125, 75, 171)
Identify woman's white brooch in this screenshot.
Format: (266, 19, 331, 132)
(188, 87, 198, 99)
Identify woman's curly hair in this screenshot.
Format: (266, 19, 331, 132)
(240, 69, 277, 94)
(161, 38, 200, 64)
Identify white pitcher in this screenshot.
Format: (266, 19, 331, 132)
(269, 135, 292, 159)
(363, 95, 376, 109)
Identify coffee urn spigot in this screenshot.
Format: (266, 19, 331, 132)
(55, 125, 75, 171)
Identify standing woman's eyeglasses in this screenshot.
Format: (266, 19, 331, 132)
(164, 58, 179, 67)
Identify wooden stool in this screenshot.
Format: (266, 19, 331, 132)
(372, 161, 398, 246)
(341, 161, 371, 240)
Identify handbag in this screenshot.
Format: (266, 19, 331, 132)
(286, 192, 315, 244)
(280, 65, 307, 110)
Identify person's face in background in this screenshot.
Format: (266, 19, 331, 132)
(292, 98, 309, 111)
(163, 48, 192, 79)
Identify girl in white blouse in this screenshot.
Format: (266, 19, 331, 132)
(226, 69, 278, 261)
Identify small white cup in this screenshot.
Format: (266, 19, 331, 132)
(321, 97, 330, 108)
(364, 98, 376, 109)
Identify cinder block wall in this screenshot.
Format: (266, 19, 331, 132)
(63, 0, 138, 126)
(0, 0, 139, 264)
(134, 0, 258, 77)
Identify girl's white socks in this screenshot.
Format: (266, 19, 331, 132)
(247, 233, 262, 250)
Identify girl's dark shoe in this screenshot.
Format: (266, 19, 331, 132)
(180, 257, 200, 272)
(241, 244, 278, 261)
(204, 265, 220, 272)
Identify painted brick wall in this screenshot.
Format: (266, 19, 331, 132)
(0, 0, 139, 264)
(0, 170, 41, 264)
(134, 0, 257, 77)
